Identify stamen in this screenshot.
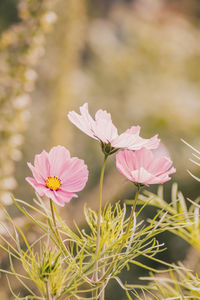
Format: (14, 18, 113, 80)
(46, 176, 61, 191)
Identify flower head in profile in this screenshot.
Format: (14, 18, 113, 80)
(116, 148, 176, 186)
(26, 146, 88, 206)
(68, 103, 160, 156)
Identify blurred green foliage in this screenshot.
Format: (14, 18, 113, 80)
(0, 0, 57, 207)
(0, 0, 19, 32)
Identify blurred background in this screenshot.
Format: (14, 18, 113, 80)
(1, 0, 200, 299)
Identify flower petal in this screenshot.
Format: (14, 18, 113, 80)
(26, 145, 88, 206)
(133, 148, 154, 170)
(125, 126, 141, 135)
(55, 189, 78, 204)
(27, 162, 45, 184)
(92, 109, 118, 143)
(148, 156, 173, 176)
(131, 167, 154, 185)
(25, 177, 46, 196)
(112, 130, 160, 150)
(116, 148, 175, 186)
(68, 103, 96, 139)
(34, 150, 50, 179)
(116, 150, 134, 181)
(44, 189, 65, 207)
(48, 145, 71, 177)
(60, 158, 89, 192)
(95, 109, 112, 121)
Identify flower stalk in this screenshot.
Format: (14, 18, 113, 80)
(93, 155, 108, 299)
(49, 199, 70, 259)
(96, 155, 107, 261)
(45, 280, 51, 300)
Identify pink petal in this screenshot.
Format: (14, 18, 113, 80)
(133, 148, 154, 170)
(95, 109, 112, 121)
(125, 126, 141, 135)
(116, 151, 134, 181)
(34, 150, 50, 179)
(142, 134, 160, 150)
(131, 167, 171, 185)
(167, 167, 176, 175)
(61, 176, 88, 192)
(120, 150, 137, 170)
(116, 148, 175, 186)
(80, 103, 95, 126)
(153, 143, 170, 158)
(60, 158, 89, 192)
(25, 177, 46, 196)
(27, 162, 45, 184)
(111, 132, 140, 149)
(93, 119, 118, 143)
(111, 126, 141, 148)
(44, 189, 65, 207)
(68, 103, 96, 139)
(112, 130, 160, 150)
(92, 109, 118, 143)
(131, 168, 154, 185)
(148, 156, 173, 176)
(148, 174, 171, 184)
(48, 145, 71, 177)
(55, 189, 78, 204)
(156, 167, 176, 181)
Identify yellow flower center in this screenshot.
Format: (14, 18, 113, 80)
(45, 176, 61, 191)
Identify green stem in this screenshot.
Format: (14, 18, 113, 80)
(45, 280, 51, 300)
(93, 155, 107, 299)
(49, 199, 70, 259)
(99, 243, 105, 300)
(99, 286, 105, 300)
(100, 186, 141, 282)
(96, 156, 107, 262)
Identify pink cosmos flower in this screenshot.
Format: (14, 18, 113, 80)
(68, 103, 160, 155)
(116, 148, 176, 186)
(26, 145, 89, 206)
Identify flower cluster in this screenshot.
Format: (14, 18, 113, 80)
(27, 103, 175, 205)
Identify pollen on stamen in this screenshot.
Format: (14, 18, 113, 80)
(45, 176, 61, 191)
